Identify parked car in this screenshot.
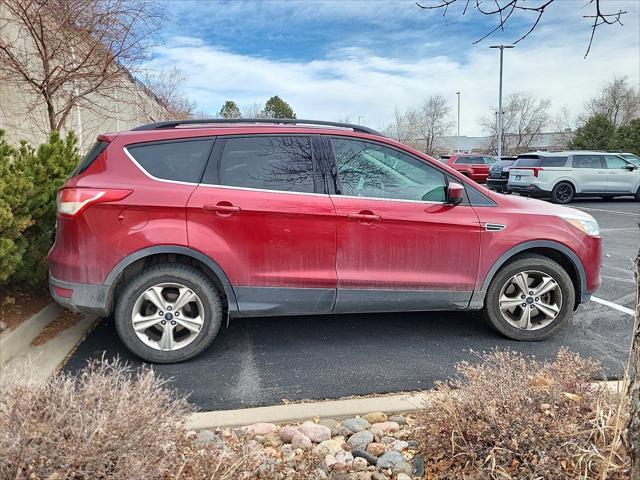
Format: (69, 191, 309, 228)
(508, 151, 640, 203)
(443, 154, 497, 183)
(486, 156, 518, 193)
(49, 119, 602, 363)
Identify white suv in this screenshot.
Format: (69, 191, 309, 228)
(508, 151, 640, 203)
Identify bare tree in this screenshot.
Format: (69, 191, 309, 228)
(387, 97, 454, 155)
(0, 0, 162, 133)
(141, 67, 196, 120)
(480, 92, 551, 154)
(631, 245, 640, 480)
(242, 102, 265, 118)
(416, 0, 627, 57)
(583, 76, 640, 127)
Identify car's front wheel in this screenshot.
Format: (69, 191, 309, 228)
(483, 254, 575, 341)
(115, 264, 222, 363)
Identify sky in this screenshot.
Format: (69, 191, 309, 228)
(151, 0, 640, 136)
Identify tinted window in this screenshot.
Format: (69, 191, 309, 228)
(218, 136, 314, 193)
(621, 154, 640, 166)
(455, 156, 483, 165)
(540, 156, 568, 167)
(71, 140, 108, 177)
(604, 155, 629, 169)
(332, 139, 446, 202)
(514, 156, 541, 167)
(127, 139, 213, 183)
(572, 155, 604, 169)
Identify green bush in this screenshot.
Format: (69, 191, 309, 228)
(0, 130, 79, 287)
(613, 118, 640, 156)
(568, 114, 616, 151)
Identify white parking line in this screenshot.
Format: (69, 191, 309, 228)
(590, 296, 635, 316)
(575, 207, 640, 217)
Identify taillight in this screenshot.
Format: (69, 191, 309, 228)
(520, 167, 544, 177)
(56, 188, 132, 217)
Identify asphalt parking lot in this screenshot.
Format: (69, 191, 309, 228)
(65, 198, 639, 411)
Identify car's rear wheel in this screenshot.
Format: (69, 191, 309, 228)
(483, 254, 575, 341)
(635, 187, 640, 201)
(115, 264, 222, 363)
(551, 182, 574, 204)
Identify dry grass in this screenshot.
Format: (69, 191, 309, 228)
(413, 348, 629, 479)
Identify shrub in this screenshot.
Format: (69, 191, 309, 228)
(568, 114, 617, 151)
(413, 348, 629, 479)
(0, 131, 34, 282)
(614, 118, 640, 156)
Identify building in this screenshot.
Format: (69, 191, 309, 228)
(435, 131, 575, 156)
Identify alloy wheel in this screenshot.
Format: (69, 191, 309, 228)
(131, 282, 205, 351)
(498, 270, 563, 331)
(556, 184, 572, 202)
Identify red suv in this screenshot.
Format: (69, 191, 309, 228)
(444, 153, 497, 183)
(49, 119, 601, 363)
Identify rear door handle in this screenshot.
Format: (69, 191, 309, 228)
(347, 211, 381, 223)
(203, 203, 241, 214)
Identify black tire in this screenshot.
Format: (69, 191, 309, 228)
(635, 187, 640, 201)
(482, 254, 575, 341)
(115, 264, 222, 363)
(550, 182, 575, 204)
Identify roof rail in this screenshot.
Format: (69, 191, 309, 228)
(131, 118, 385, 137)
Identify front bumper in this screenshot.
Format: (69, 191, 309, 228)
(49, 274, 110, 317)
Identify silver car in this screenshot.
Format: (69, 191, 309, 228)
(507, 151, 640, 203)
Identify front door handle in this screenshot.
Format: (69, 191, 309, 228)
(347, 211, 381, 223)
(203, 202, 241, 215)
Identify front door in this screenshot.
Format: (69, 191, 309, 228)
(604, 154, 638, 194)
(327, 137, 481, 313)
(187, 135, 337, 316)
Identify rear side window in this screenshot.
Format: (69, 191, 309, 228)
(514, 156, 541, 167)
(540, 156, 568, 167)
(218, 136, 314, 193)
(70, 140, 108, 177)
(127, 139, 214, 183)
(572, 155, 604, 169)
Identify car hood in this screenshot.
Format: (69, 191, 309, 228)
(498, 194, 594, 221)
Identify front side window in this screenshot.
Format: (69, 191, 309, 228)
(332, 139, 446, 202)
(604, 155, 629, 169)
(218, 136, 314, 193)
(127, 139, 213, 183)
(572, 155, 604, 169)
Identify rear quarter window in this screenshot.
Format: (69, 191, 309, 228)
(126, 139, 214, 183)
(513, 156, 541, 167)
(70, 140, 108, 177)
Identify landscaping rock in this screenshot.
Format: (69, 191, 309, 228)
(298, 421, 332, 443)
(352, 449, 378, 465)
(194, 430, 223, 448)
(381, 436, 396, 445)
(371, 472, 387, 480)
(388, 415, 406, 425)
(347, 430, 374, 450)
(352, 456, 368, 471)
(335, 450, 354, 465)
(365, 442, 386, 457)
(324, 454, 337, 469)
(319, 418, 339, 429)
(351, 472, 373, 480)
(263, 431, 283, 447)
(314, 438, 344, 456)
(370, 421, 400, 433)
(407, 440, 418, 448)
(413, 454, 425, 477)
(396, 473, 412, 480)
(391, 440, 409, 451)
(392, 460, 413, 476)
(362, 412, 387, 424)
(332, 462, 347, 473)
(376, 449, 404, 469)
(291, 433, 312, 450)
(343, 417, 370, 433)
(332, 425, 352, 437)
(243, 422, 278, 436)
(279, 425, 299, 443)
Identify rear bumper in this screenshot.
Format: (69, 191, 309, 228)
(507, 183, 549, 196)
(486, 178, 508, 190)
(49, 274, 110, 317)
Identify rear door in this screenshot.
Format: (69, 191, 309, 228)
(603, 154, 638, 193)
(509, 156, 540, 187)
(187, 135, 337, 316)
(571, 154, 607, 193)
(327, 137, 481, 313)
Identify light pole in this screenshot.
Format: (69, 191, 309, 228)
(490, 44, 514, 157)
(456, 91, 460, 137)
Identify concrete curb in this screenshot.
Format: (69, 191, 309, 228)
(186, 380, 627, 431)
(3, 314, 98, 383)
(186, 391, 431, 430)
(0, 302, 62, 365)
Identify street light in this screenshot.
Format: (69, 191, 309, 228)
(456, 91, 461, 137)
(490, 44, 514, 157)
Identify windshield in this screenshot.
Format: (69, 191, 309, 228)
(621, 154, 640, 166)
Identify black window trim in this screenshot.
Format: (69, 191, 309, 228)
(201, 133, 322, 195)
(123, 136, 217, 185)
(326, 135, 495, 207)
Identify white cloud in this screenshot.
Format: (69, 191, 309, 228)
(150, 3, 639, 136)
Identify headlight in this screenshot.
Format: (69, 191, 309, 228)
(558, 214, 600, 236)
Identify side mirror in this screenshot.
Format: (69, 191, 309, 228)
(626, 164, 638, 171)
(446, 182, 465, 205)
